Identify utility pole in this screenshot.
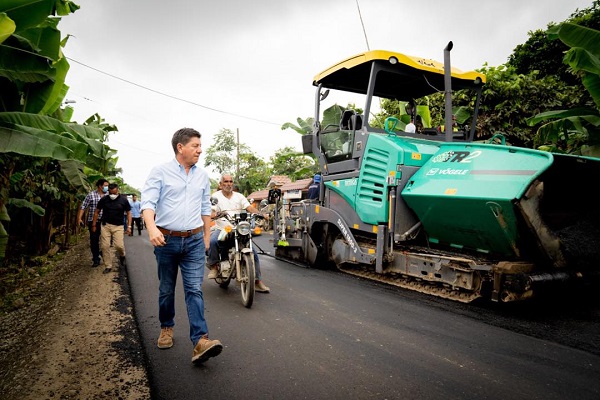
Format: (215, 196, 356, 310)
(236, 128, 240, 181)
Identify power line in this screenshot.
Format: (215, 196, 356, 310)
(355, 0, 370, 51)
(66, 57, 281, 126)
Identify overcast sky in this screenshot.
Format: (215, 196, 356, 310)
(58, 0, 593, 190)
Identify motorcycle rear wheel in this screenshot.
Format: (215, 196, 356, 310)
(239, 252, 255, 308)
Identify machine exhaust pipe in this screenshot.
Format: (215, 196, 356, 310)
(443, 41, 453, 142)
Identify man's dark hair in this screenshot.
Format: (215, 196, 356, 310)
(108, 183, 119, 191)
(171, 128, 201, 154)
(95, 178, 108, 188)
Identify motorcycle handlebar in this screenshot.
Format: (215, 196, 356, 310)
(212, 211, 266, 221)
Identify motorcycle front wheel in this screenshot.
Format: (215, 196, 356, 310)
(216, 265, 232, 289)
(239, 252, 255, 308)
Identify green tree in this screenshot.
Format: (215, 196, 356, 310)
(508, 0, 599, 87)
(528, 22, 600, 157)
(270, 146, 317, 180)
(236, 153, 271, 196)
(204, 128, 270, 194)
(204, 128, 250, 176)
(476, 65, 585, 147)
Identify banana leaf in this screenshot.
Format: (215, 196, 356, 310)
(0, 112, 106, 141)
(13, 122, 87, 160)
(582, 70, 600, 110)
(0, 12, 16, 43)
(416, 105, 432, 128)
(8, 198, 45, 216)
(32, 57, 70, 115)
(548, 23, 600, 59)
(0, 113, 113, 164)
(281, 117, 315, 135)
(59, 160, 91, 191)
(18, 17, 61, 60)
(322, 104, 345, 128)
(0, 125, 74, 160)
(0, 43, 54, 82)
(527, 108, 598, 125)
(548, 23, 600, 107)
(55, 0, 80, 16)
(0, 0, 55, 31)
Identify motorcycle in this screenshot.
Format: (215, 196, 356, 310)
(210, 198, 265, 308)
(256, 199, 271, 232)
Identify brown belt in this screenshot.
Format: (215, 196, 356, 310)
(157, 226, 202, 238)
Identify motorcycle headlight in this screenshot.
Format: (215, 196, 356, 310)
(237, 221, 251, 236)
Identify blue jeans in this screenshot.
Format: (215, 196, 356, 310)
(207, 229, 262, 280)
(154, 231, 208, 345)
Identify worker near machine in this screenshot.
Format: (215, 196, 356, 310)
(307, 174, 321, 200)
(268, 182, 282, 204)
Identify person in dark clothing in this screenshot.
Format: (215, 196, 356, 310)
(77, 178, 108, 267)
(267, 184, 282, 204)
(307, 174, 321, 200)
(92, 183, 132, 273)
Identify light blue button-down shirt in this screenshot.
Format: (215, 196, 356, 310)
(129, 199, 142, 218)
(140, 159, 212, 231)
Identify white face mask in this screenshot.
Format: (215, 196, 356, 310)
(109, 194, 118, 200)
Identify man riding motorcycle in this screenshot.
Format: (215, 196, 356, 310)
(207, 173, 271, 293)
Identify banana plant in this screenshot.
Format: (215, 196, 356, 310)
(281, 104, 346, 135)
(529, 23, 600, 157)
(0, 0, 117, 262)
(280, 105, 347, 179)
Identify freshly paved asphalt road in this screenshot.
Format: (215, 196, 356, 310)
(123, 232, 600, 400)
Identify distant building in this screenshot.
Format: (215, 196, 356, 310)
(247, 175, 313, 207)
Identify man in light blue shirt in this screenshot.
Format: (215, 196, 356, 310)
(128, 194, 143, 236)
(141, 127, 222, 365)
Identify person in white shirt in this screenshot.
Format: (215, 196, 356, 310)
(206, 173, 271, 293)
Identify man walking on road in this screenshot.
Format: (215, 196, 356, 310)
(129, 194, 143, 236)
(92, 183, 132, 274)
(141, 127, 223, 365)
(77, 178, 108, 267)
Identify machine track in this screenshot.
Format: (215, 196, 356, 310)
(337, 263, 482, 303)
(268, 235, 484, 303)
(336, 236, 484, 303)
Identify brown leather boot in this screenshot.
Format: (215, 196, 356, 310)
(191, 336, 223, 364)
(157, 327, 174, 349)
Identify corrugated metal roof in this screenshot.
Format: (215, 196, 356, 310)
(267, 175, 292, 188)
(247, 189, 269, 200)
(281, 178, 312, 191)
(248, 178, 313, 200)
